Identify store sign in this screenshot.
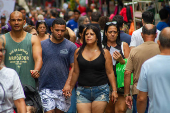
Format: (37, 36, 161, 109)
(0, 0, 15, 22)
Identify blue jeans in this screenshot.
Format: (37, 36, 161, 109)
(76, 84, 109, 103)
(133, 94, 149, 113)
(65, 88, 77, 113)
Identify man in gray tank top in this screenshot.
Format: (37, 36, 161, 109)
(0, 11, 42, 112)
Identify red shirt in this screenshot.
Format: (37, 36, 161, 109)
(75, 42, 82, 48)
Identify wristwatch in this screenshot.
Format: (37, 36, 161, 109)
(124, 94, 131, 97)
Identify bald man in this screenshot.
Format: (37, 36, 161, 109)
(137, 27, 170, 112)
(124, 24, 161, 113)
(0, 11, 42, 110)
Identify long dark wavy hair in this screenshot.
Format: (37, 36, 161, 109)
(78, 25, 104, 55)
(102, 22, 121, 48)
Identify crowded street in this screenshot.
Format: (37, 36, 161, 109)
(0, 0, 170, 113)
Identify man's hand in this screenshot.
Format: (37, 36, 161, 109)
(125, 96, 133, 109)
(30, 70, 40, 78)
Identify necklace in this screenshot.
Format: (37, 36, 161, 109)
(89, 49, 98, 52)
(85, 46, 98, 52)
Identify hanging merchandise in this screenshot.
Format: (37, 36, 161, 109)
(77, 0, 86, 14)
(120, 5, 133, 23)
(109, 14, 115, 20)
(45, 1, 52, 8)
(102, 2, 107, 16)
(117, 0, 123, 14)
(78, 5, 86, 14)
(70, 0, 76, 11)
(99, 0, 102, 13)
(114, 6, 118, 15)
(79, 0, 86, 7)
(109, 1, 115, 14)
(129, 21, 135, 35)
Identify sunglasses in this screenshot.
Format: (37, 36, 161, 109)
(106, 21, 117, 25)
(38, 20, 45, 22)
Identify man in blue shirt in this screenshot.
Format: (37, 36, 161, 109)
(39, 18, 77, 113)
(66, 9, 80, 31)
(156, 8, 169, 31)
(137, 27, 170, 113)
(113, 15, 131, 45)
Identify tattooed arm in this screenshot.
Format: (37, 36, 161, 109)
(0, 35, 6, 48)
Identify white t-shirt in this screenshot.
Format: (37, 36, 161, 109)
(130, 27, 160, 47)
(0, 67, 25, 113)
(137, 55, 170, 113)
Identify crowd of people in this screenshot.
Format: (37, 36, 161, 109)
(0, 2, 170, 113)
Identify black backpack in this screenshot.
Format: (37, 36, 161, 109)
(22, 85, 43, 113)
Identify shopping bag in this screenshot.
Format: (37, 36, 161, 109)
(116, 59, 133, 88)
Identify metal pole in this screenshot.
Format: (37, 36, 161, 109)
(61, 0, 64, 9)
(132, 0, 136, 30)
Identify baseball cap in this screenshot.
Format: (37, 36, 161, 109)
(0, 15, 6, 19)
(2, 23, 11, 32)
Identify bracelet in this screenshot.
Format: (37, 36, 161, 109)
(112, 90, 117, 93)
(124, 94, 131, 97)
(36, 70, 40, 74)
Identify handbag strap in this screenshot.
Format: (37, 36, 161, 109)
(121, 42, 124, 56)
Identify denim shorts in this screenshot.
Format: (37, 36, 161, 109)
(76, 84, 109, 103)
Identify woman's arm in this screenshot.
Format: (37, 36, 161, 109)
(14, 98, 26, 113)
(63, 48, 80, 97)
(70, 48, 80, 89)
(104, 49, 118, 103)
(12, 71, 26, 113)
(123, 42, 130, 58)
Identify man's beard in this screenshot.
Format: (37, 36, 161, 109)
(52, 35, 64, 41)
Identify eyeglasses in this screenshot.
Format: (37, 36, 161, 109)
(0, 48, 6, 54)
(106, 21, 117, 25)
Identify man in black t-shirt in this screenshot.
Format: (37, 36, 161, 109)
(88, 12, 101, 30)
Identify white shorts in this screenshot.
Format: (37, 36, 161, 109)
(39, 89, 71, 112)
